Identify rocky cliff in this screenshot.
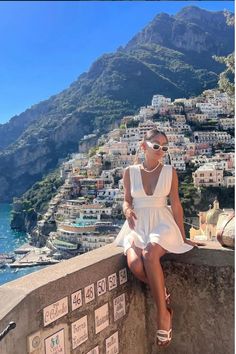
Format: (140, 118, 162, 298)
(0, 6, 233, 201)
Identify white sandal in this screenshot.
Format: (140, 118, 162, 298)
(156, 307, 173, 347)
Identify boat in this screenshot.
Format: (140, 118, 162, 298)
(0, 260, 6, 268)
(0, 253, 16, 263)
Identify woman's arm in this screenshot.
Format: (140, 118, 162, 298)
(122, 167, 133, 214)
(122, 167, 137, 229)
(169, 167, 187, 241)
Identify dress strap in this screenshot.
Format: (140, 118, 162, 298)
(128, 164, 140, 194)
(165, 164, 173, 195)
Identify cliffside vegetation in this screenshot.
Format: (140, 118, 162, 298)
(10, 169, 63, 231)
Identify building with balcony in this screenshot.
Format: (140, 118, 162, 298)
(169, 154, 186, 171)
(94, 188, 120, 204)
(218, 117, 234, 130)
(196, 102, 225, 118)
(79, 204, 112, 221)
(138, 120, 157, 139)
(194, 131, 232, 145)
(56, 203, 81, 221)
(192, 163, 224, 187)
(174, 97, 196, 108)
(166, 133, 185, 144)
(101, 141, 128, 156)
(151, 94, 171, 108)
(195, 143, 212, 156)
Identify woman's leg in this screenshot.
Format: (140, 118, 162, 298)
(142, 242, 171, 346)
(126, 240, 149, 285)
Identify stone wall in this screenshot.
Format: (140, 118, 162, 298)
(0, 241, 234, 354)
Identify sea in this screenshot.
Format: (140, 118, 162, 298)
(0, 203, 47, 286)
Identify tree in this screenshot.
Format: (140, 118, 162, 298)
(213, 53, 234, 96)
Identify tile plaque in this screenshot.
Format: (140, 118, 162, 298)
(43, 297, 68, 327)
(95, 303, 109, 334)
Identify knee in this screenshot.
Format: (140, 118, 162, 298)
(128, 258, 143, 275)
(142, 244, 162, 262)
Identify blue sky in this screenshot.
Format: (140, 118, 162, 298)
(0, 1, 234, 124)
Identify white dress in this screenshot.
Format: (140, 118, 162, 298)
(114, 164, 194, 255)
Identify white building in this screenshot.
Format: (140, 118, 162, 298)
(151, 94, 171, 108)
(99, 171, 114, 188)
(94, 188, 120, 203)
(193, 131, 232, 145)
(113, 190, 124, 207)
(196, 103, 225, 118)
(172, 121, 191, 132)
(138, 120, 157, 139)
(100, 141, 128, 156)
(174, 98, 196, 108)
(122, 127, 139, 138)
(79, 233, 115, 252)
(56, 203, 82, 221)
(79, 204, 112, 221)
(218, 117, 234, 130)
(121, 127, 140, 154)
(169, 154, 186, 171)
(191, 155, 208, 166)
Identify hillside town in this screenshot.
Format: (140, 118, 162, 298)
(7, 89, 235, 267)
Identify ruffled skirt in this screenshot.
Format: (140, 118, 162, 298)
(114, 206, 194, 255)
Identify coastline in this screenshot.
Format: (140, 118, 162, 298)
(0, 203, 48, 285)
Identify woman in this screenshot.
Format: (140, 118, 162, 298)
(114, 128, 199, 347)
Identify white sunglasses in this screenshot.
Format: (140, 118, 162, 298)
(146, 141, 169, 152)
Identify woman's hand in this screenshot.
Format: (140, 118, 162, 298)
(184, 239, 199, 248)
(125, 208, 137, 230)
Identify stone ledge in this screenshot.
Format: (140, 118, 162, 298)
(0, 242, 234, 354)
(0, 241, 233, 320)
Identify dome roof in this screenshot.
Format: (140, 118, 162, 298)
(206, 198, 223, 225)
(206, 208, 223, 225)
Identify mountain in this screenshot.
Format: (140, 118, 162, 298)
(0, 6, 234, 201)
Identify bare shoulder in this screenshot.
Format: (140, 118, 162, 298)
(123, 165, 130, 176)
(123, 164, 139, 174)
(169, 166, 179, 191)
(123, 166, 131, 183)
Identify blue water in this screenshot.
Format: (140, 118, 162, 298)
(73, 217, 98, 227)
(0, 203, 46, 286)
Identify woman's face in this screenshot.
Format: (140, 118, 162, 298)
(143, 134, 168, 160)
